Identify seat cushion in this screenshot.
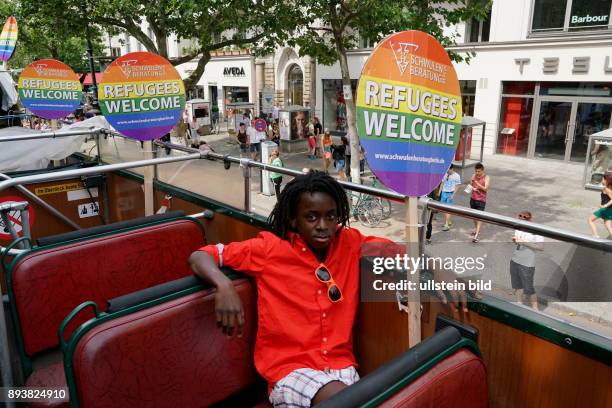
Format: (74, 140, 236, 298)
(12, 219, 205, 356)
(72, 279, 258, 408)
(25, 360, 69, 408)
(378, 349, 487, 408)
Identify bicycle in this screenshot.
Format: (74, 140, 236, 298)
(368, 176, 393, 220)
(347, 190, 384, 227)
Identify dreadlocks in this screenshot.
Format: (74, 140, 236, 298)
(267, 170, 350, 239)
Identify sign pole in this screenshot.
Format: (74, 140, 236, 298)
(405, 196, 421, 347)
(143, 141, 155, 216)
(355, 30, 461, 350)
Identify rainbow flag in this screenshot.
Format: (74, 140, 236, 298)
(0, 16, 18, 62)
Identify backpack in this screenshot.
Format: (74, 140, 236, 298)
(332, 145, 345, 160)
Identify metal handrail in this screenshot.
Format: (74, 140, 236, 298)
(0, 127, 104, 142)
(0, 173, 81, 232)
(0, 153, 203, 192)
(154, 140, 611, 251)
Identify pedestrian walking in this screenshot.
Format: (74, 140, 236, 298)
(467, 163, 490, 243)
(587, 173, 612, 238)
(268, 149, 284, 199)
(237, 122, 249, 158)
(425, 182, 442, 244)
(440, 164, 461, 231)
(511, 211, 544, 309)
(321, 130, 333, 174)
(331, 136, 348, 180)
(248, 122, 262, 161)
(307, 131, 317, 160)
(312, 117, 323, 158)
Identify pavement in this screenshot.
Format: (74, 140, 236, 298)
(84, 126, 612, 338)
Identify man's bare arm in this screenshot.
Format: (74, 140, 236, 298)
(189, 251, 245, 336)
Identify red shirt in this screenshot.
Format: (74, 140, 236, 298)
(199, 228, 393, 387)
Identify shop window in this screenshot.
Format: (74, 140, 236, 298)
(503, 82, 536, 95)
(460, 80, 476, 116)
(188, 86, 205, 100)
(539, 82, 612, 97)
(287, 64, 303, 106)
(532, 0, 612, 33)
(497, 97, 533, 157)
(124, 33, 131, 53)
(465, 9, 491, 43)
(322, 79, 358, 133)
(358, 35, 375, 49)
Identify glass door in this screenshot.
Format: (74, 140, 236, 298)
(534, 100, 574, 160)
(570, 103, 612, 162)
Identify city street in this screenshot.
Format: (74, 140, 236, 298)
(88, 129, 612, 335)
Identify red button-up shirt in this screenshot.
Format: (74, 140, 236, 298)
(199, 228, 393, 387)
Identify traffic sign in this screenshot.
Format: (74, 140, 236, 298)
(254, 118, 267, 132)
(0, 196, 35, 240)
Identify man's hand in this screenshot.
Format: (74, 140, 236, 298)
(215, 281, 245, 337)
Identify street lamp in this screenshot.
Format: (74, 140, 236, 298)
(80, 0, 100, 114)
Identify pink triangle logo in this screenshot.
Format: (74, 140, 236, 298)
(390, 42, 419, 75)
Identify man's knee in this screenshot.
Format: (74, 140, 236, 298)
(311, 381, 347, 406)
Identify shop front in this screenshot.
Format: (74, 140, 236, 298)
(177, 54, 255, 120)
(497, 81, 612, 162)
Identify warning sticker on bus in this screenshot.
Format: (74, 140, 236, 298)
(0, 196, 35, 240)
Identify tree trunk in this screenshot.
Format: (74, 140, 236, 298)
(183, 50, 211, 93)
(335, 42, 361, 184)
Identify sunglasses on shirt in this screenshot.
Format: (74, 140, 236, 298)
(315, 264, 343, 303)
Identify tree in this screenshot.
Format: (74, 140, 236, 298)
(20, 0, 294, 90)
(291, 0, 491, 183)
(0, 1, 104, 72)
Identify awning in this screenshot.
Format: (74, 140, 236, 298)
(81, 73, 102, 86)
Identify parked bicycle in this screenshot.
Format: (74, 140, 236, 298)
(347, 190, 384, 227)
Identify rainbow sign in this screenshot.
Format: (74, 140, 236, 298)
(98, 52, 185, 141)
(356, 31, 462, 197)
(18, 59, 82, 119)
(0, 16, 18, 61)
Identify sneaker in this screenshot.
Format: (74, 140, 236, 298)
(472, 237, 479, 243)
(426, 239, 432, 245)
(442, 224, 450, 231)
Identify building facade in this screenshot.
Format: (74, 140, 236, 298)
(106, 0, 612, 165)
(311, 0, 612, 164)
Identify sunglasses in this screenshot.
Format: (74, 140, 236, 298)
(518, 215, 531, 220)
(315, 264, 343, 303)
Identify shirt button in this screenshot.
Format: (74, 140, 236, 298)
(323, 337, 327, 342)
(323, 350, 328, 355)
(322, 313, 327, 318)
(318, 290, 322, 295)
(301, 247, 306, 252)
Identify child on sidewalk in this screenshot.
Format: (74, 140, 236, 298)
(189, 171, 467, 407)
(440, 164, 461, 231)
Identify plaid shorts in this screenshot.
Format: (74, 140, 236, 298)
(269, 366, 359, 407)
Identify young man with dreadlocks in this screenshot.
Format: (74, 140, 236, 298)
(189, 171, 466, 407)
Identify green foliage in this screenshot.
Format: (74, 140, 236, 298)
(1, 0, 104, 72)
(291, 0, 493, 65)
(15, 0, 296, 88)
